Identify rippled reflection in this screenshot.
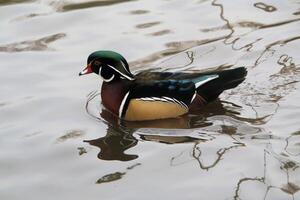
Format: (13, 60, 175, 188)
(84, 93, 300, 199)
(77, 2, 300, 196)
(57, 0, 135, 12)
(2, 0, 300, 198)
(56, 129, 85, 143)
(254, 2, 277, 12)
(0, 33, 66, 52)
(135, 21, 160, 29)
(96, 171, 125, 184)
(0, 0, 32, 6)
(234, 149, 300, 200)
(84, 124, 138, 161)
(192, 136, 245, 170)
(84, 92, 269, 162)
(129, 9, 149, 15)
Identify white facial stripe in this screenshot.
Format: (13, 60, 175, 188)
(120, 61, 131, 74)
(195, 75, 219, 88)
(107, 64, 134, 80)
(119, 91, 130, 118)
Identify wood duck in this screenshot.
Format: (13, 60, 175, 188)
(79, 50, 247, 121)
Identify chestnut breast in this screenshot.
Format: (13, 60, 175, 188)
(101, 81, 129, 116)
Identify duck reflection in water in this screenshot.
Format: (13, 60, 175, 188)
(84, 125, 138, 161)
(84, 99, 255, 162)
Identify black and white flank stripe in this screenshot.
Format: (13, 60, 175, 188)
(137, 96, 189, 109)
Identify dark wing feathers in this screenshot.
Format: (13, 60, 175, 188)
(135, 67, 247, 102)
(196, 67, 247, 101)
(129, 79, 196, 107)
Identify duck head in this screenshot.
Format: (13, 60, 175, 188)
(79, 51, 135, 82)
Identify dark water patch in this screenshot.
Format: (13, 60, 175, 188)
(24, 131, 42, 138)
(254, 2, 277, 12)
(129, 9, 149, 15)
(249, 134, 282, 140)
(84, 125, 138, 161)
(281, 182, 300, 195)
(0, 33, 66, 52)
(200, 21, 264, 33)
(136, 21, 160, 29)
(200, 25, 228, 33)
(56, 130, 85, 143)
(77, 147, 87, 155)
(126, 163, 141, 170)
(237, 21, 265, 29)
(96, 163, 141, 184)
(140, 134, 202, 144)
(13, 12, 50, 21)
(281, 161, 298, 171)
(292, 130, 300, 136)
(0, 0, 33, 6)
(0, 101, 8, 107)
(96, 172, 125, 184)
(148, 29, 171, 36)
(59, 0, 136, 12)
(203, 18, 300, 35)
(260, 18, 300, 29)
(192, 138, 245, 170)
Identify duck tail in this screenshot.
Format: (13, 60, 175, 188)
(196, 67, 247, 102)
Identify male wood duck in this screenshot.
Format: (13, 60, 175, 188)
(79, 50, 247, 121)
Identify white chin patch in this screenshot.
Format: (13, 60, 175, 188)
(102, 74, 115, 82)
(99, 66, 115, 82)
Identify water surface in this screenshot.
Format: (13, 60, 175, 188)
(0, 0, 300, 199)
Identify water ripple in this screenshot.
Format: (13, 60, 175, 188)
(0, 33, 66, 52)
